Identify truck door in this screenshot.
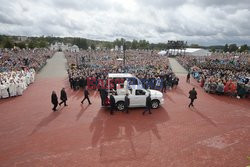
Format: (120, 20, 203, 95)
(134, 89, 147, 106)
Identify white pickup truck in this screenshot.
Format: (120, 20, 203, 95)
(104, 73, 164, 111)
(109, 85, 164, 111)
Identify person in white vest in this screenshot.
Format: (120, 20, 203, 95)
(25, 71, 31, 85)
(21, 76, 27, 90)
(155, 77, 161, 90)
(16, 80, 24, 96)
(30, 68, 35, 83)
(0, 82, 9, 98)
(9, 79, 17, 97)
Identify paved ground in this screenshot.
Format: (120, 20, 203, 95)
(168, 58, 188, 75)
(38, 52, 67, 78)
(0, 53, 249, 167)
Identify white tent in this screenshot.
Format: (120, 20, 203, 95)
(185, 48, 211, 56)
(158, 50, 167, 55)
(167, 48, 211, 56)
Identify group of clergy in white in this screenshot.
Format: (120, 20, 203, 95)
(0, 68, 35, 99)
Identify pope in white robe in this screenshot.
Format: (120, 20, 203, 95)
(21, 77, 27, 90)
(30, 69, 35, 83)
(25, 72, 30, 85)
(0, 83, 9, 98)
(9, 81, 17, 97)
(16, 81, 24, 96)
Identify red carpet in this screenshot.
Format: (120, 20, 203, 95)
(0, 76, 249, 167)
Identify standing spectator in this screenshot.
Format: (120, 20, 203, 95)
(51, 91, 58, 111)
(81, 88, 91, 105)
(162, 78, 167, 93)
(188, 88, 197, 107)
(59, 88, 68, 107)
(173, 77, 179, 89)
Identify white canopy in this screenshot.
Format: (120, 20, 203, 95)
(158, 50, 167, 55)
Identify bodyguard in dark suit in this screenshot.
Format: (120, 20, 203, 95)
(51, 91, 58, 111)
(100, 89, 107, 106)
(81, 88, 91, 105)
(124, 93, 130, 113)
(162, 79, 167, 93)
(143, 94, 152, 115)
(186, 72, 191, 83)
(188, 87, 197, 107)
(59, 88, 68, 106)
(110, 94, 115, 115)
(69, 77, 73, 89)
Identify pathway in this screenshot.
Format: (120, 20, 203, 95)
(168, 57, 188, 75)
(38, 52, 67, 78)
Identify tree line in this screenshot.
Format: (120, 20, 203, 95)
(0, 35, 249, 53)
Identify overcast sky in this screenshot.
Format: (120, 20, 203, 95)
(0, 0, 249, 45)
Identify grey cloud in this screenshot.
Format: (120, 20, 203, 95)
(45, 0, 112, 11)
(0, 0, 249, 45)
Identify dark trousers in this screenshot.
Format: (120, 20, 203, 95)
(59, 100, 67, 106)
(81, 97, 91, 104)
(101, 96, 105, 106)
(124, 105, 129, 113)
(189, 99, 195, 107)
(143, 106, 152, 114)
(70, 82, 73, 89)
(52, 103, 58, 111)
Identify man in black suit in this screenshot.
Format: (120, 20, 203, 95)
(81, 88, 92, 105)
(59, 88, 68, 107)
(188, 87, 197, 107)
(69, 77, 73, 89)
(162, 78, 167, 93)
(100, 89, 107, 106)
(124, 93, 130, 114)
(110, 94, 116, 115)
(186, 72, 191, 83)
(143, 94, 152, 115)
(51, 91, 58, 111)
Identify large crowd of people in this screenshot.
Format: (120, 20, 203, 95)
(65, 50, 178, 91)
(177, 53, 250, 98)
(0, 49, 54, 99)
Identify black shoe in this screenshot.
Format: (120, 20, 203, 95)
(59, 103, 61, 106)
(65, 104, 68, 106)
(81, 101, 83, 104)
(89, 103, 92, 105)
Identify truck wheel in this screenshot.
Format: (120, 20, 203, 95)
(117, 102, 125, 111)
(151, 100, 159, 109)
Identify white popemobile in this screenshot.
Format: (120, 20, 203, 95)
(106, 73, 164, 111)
